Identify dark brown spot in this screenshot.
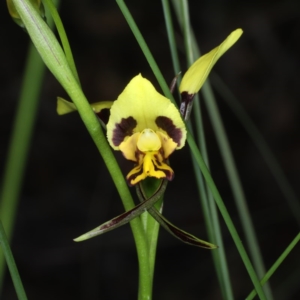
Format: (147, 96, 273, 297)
(112, 117, 137, 146)
(180, 91, 195, 120)
(156, 116, 183, 146)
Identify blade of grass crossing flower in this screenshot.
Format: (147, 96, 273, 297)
(168, 1, 233, 299)
(0, 221, 27, 300)
(116, 1, 266, 298)
(0, 1, 59, 291)
(172, 1, 272, 297)
(186, 32, 271, 297)
(178, 1, 234, 298)
(43, 0, 80, 85)
(245, 232, 300, 300)
(160, 0, 217, 245)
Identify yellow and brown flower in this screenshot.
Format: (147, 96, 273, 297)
(106, 74, 186, 185)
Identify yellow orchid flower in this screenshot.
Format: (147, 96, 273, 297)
(57, 29, 242, 186)
(179, 28, 243, 119)
(106, 74, 186, 186)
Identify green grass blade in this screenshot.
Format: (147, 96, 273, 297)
(211, 72, 300, 226)
(245, 232, 300, 300)
(161, 1, 226, 294)
(0, 1, 59, 290)
(171, 1, 272, 297)
(175, 1, 234, 298)
(187, 136, 266, 299)
(161, 0, 181, 86)
(201, 81, 273, 299)
(116, 1, 266, 298)
(0, 221, 27, 300)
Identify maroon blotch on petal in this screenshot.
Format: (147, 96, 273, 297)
(180, 91, 195, 121)
(156, 116, 183, 146)
(112, 117, 137, 146)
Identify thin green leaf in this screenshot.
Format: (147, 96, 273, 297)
(0, 221, 27, 300)
(173, 0, 234, 298)
(0, 0, 59, 290)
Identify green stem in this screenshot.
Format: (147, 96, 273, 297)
(146, 199, 162, 280)
(0, 221, 27, 300)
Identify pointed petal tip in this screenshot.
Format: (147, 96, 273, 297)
(73, 230, 100, 242)
(56, 97, 77, 115)
(73, 234, 90, 242)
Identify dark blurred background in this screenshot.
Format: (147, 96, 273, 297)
(1, 0, 300, 299)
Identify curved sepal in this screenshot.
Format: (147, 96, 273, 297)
(179, 29, 243, 95)
(73, 180, 167, 242)
(147, 206, 217, 249)
(57, 97, 113, 115)
(136, 182, 217, 249)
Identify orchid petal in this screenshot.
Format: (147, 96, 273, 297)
(179, 29, 243, 95)
(73, 178, 167, 242)
(107, 74, 186, 150)
(136, 181, 217, 249)
(57, 97, 113, 115)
